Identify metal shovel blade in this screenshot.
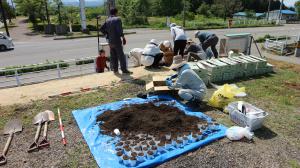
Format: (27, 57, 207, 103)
(0, 119, 22, 166)
(38, 110, 55, 148)
(28, 112, 49, 153)
(3, 119, 23, 135)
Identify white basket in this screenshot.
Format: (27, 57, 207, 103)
(225, 101, 268, 131)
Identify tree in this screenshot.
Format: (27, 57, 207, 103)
(245, 9, 255, 18)
(14, 0, 45, 27)
(295, 0, 300, 19)
(197, 2, 211, 17)
(214, 0, 243, 20)
(0, 0, 15, 23)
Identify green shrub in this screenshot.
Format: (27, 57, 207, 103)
(76, 59, 95, 65)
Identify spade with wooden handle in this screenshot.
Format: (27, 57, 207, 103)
(0, 119, 22, 166)
(28, 112, 48, 153)
(38, 110, 55, 148)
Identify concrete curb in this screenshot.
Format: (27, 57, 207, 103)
(53, 31, 137, 40)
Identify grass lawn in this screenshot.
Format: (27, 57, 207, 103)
(0, 59, 299, 167)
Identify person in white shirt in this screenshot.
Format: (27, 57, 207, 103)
(141, 39, 163, 68)
(170, 23, 187, 58)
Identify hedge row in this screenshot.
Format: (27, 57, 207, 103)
(34, 24, 98, 32)
(0, 59, 96, 77)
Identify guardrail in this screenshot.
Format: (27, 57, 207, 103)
(0, 56, 98, 89)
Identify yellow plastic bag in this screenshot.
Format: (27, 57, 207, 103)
(208, 84, 246, 109)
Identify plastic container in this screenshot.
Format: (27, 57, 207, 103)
(124, 147, 131, 156)
(142, 146, 148, 155)
(189, 134, 198, 143)
(147, 151, 155, 160)
(165, 133, 171, 140)
(129, 157, 137, 167)
(175, 140, 182, 148)
(182, 137, 188, 146)
(157, 142, 165, 152)
(151, 146, 157, 155)
(225, 101, 268, 131)
(197, 131, 203, 141)
(177, 134, 183, 141)
(116, 151, 123, 163)
(137, 152, 145, 162)
(165, 140, 172, 150)
(122, 155, 130, 166)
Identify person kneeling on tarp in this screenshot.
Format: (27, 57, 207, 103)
(166, 55, 207, 106)
(141, 39, 163, 69)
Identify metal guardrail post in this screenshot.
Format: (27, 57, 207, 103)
(57, 64, 61, 78)
(94, 58, 97, 72)
(15, 69, 21, 86)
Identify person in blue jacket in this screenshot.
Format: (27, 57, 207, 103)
(166, 55, 207, 106)
(194, 30, 219, 58)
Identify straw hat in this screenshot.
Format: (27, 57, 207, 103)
(170, 55, 187, 70)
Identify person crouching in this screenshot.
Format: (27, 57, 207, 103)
(141, 39, 163, 69)
(159, 40, 174, 67)
(165, 55, 207, 106)
(96, 49, 109, 73)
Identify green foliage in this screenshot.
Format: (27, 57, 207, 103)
(0, 62, 69, 76)
(295, 1, 300, 19)
(0, 1, 15, 22)
(14, 0, 46, 26)
(117, 0, 149, 25)
(85, 7, 105, 20)
(245, 9, 255, 18)
(75, 59, 94, 65)
(197, 3, 211, 17)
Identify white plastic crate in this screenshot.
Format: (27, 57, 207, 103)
(225, 101, 268, 131)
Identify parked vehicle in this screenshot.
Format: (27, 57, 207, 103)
(0, 32, 14, 51)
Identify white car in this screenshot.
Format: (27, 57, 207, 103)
(0, 32, 14, 51)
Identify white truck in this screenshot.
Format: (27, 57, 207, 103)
(0, 32, 14, 51)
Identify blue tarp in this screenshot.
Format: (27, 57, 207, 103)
(72, 95, 227, 168)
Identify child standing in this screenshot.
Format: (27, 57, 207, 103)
(96, 49, 109, 73)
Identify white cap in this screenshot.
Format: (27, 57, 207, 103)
(169, 23, 176, 28)
(163, 40, 171, 48)
(194, 30, 200, 38)
(150, 39, 159, 46)
(141, 55, 154, 66)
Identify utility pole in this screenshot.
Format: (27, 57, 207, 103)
(45, 0, 50, 24)
(182, 0, 186, 27)
(0, 0, 10, 37)
(79, 0, 87, 31)
(279, 0, 284, 21)
(267, 0, 271, 21)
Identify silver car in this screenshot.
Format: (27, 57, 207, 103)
(0, 32, 14, 51)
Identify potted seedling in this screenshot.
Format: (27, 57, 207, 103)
(137, 152, 145, 162)
(124, 146, 131, 156)
(151, 146, 157, 155)
(116, 151, 123, 163)
(157, 142, 165, 153)
(147, 150, 155, 160)
(165, 140, 172, 150)
(129, 156, 137, 167)
(182, 136, 188, 146)
(175, 140, 182, 148)
(122, 155, 130, 166)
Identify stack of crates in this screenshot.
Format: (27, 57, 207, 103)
(199, 60, 223, 83)
(232, 56, 257, 77)
(187, 62, 209, 85)
(247, 55, 270, 75)
(207, 59, 235, 81)
(219, 58, 244, 78)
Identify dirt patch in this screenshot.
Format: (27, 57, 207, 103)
(285, 82, 300, 90)
(97, 102, 207, 137)
(268, 59, 300, 73)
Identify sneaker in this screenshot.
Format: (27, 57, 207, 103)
(114, 71, 120, 75)
(122, 70, 133, 74)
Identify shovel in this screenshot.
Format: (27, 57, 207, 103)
(38, 110, 55, 148)
(0, 119, 22, 166)
(28, 112, 48, 153)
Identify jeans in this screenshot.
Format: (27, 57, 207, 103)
(110, 44, 127, 72)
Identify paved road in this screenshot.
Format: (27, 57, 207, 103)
(0, 24, 299, 67)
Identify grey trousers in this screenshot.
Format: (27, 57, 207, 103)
(110, 44, 127, 72)
(178, 89, 205, 102)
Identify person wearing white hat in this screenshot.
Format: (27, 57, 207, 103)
(194, 30, 219, 58)
(141, 39, 163, 68)
(166, 55, 207, 105)
(170, 23, 187, 58)
(159, 40, 174, 66)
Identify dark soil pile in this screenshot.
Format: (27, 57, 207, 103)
(97, 102, 206, 136)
